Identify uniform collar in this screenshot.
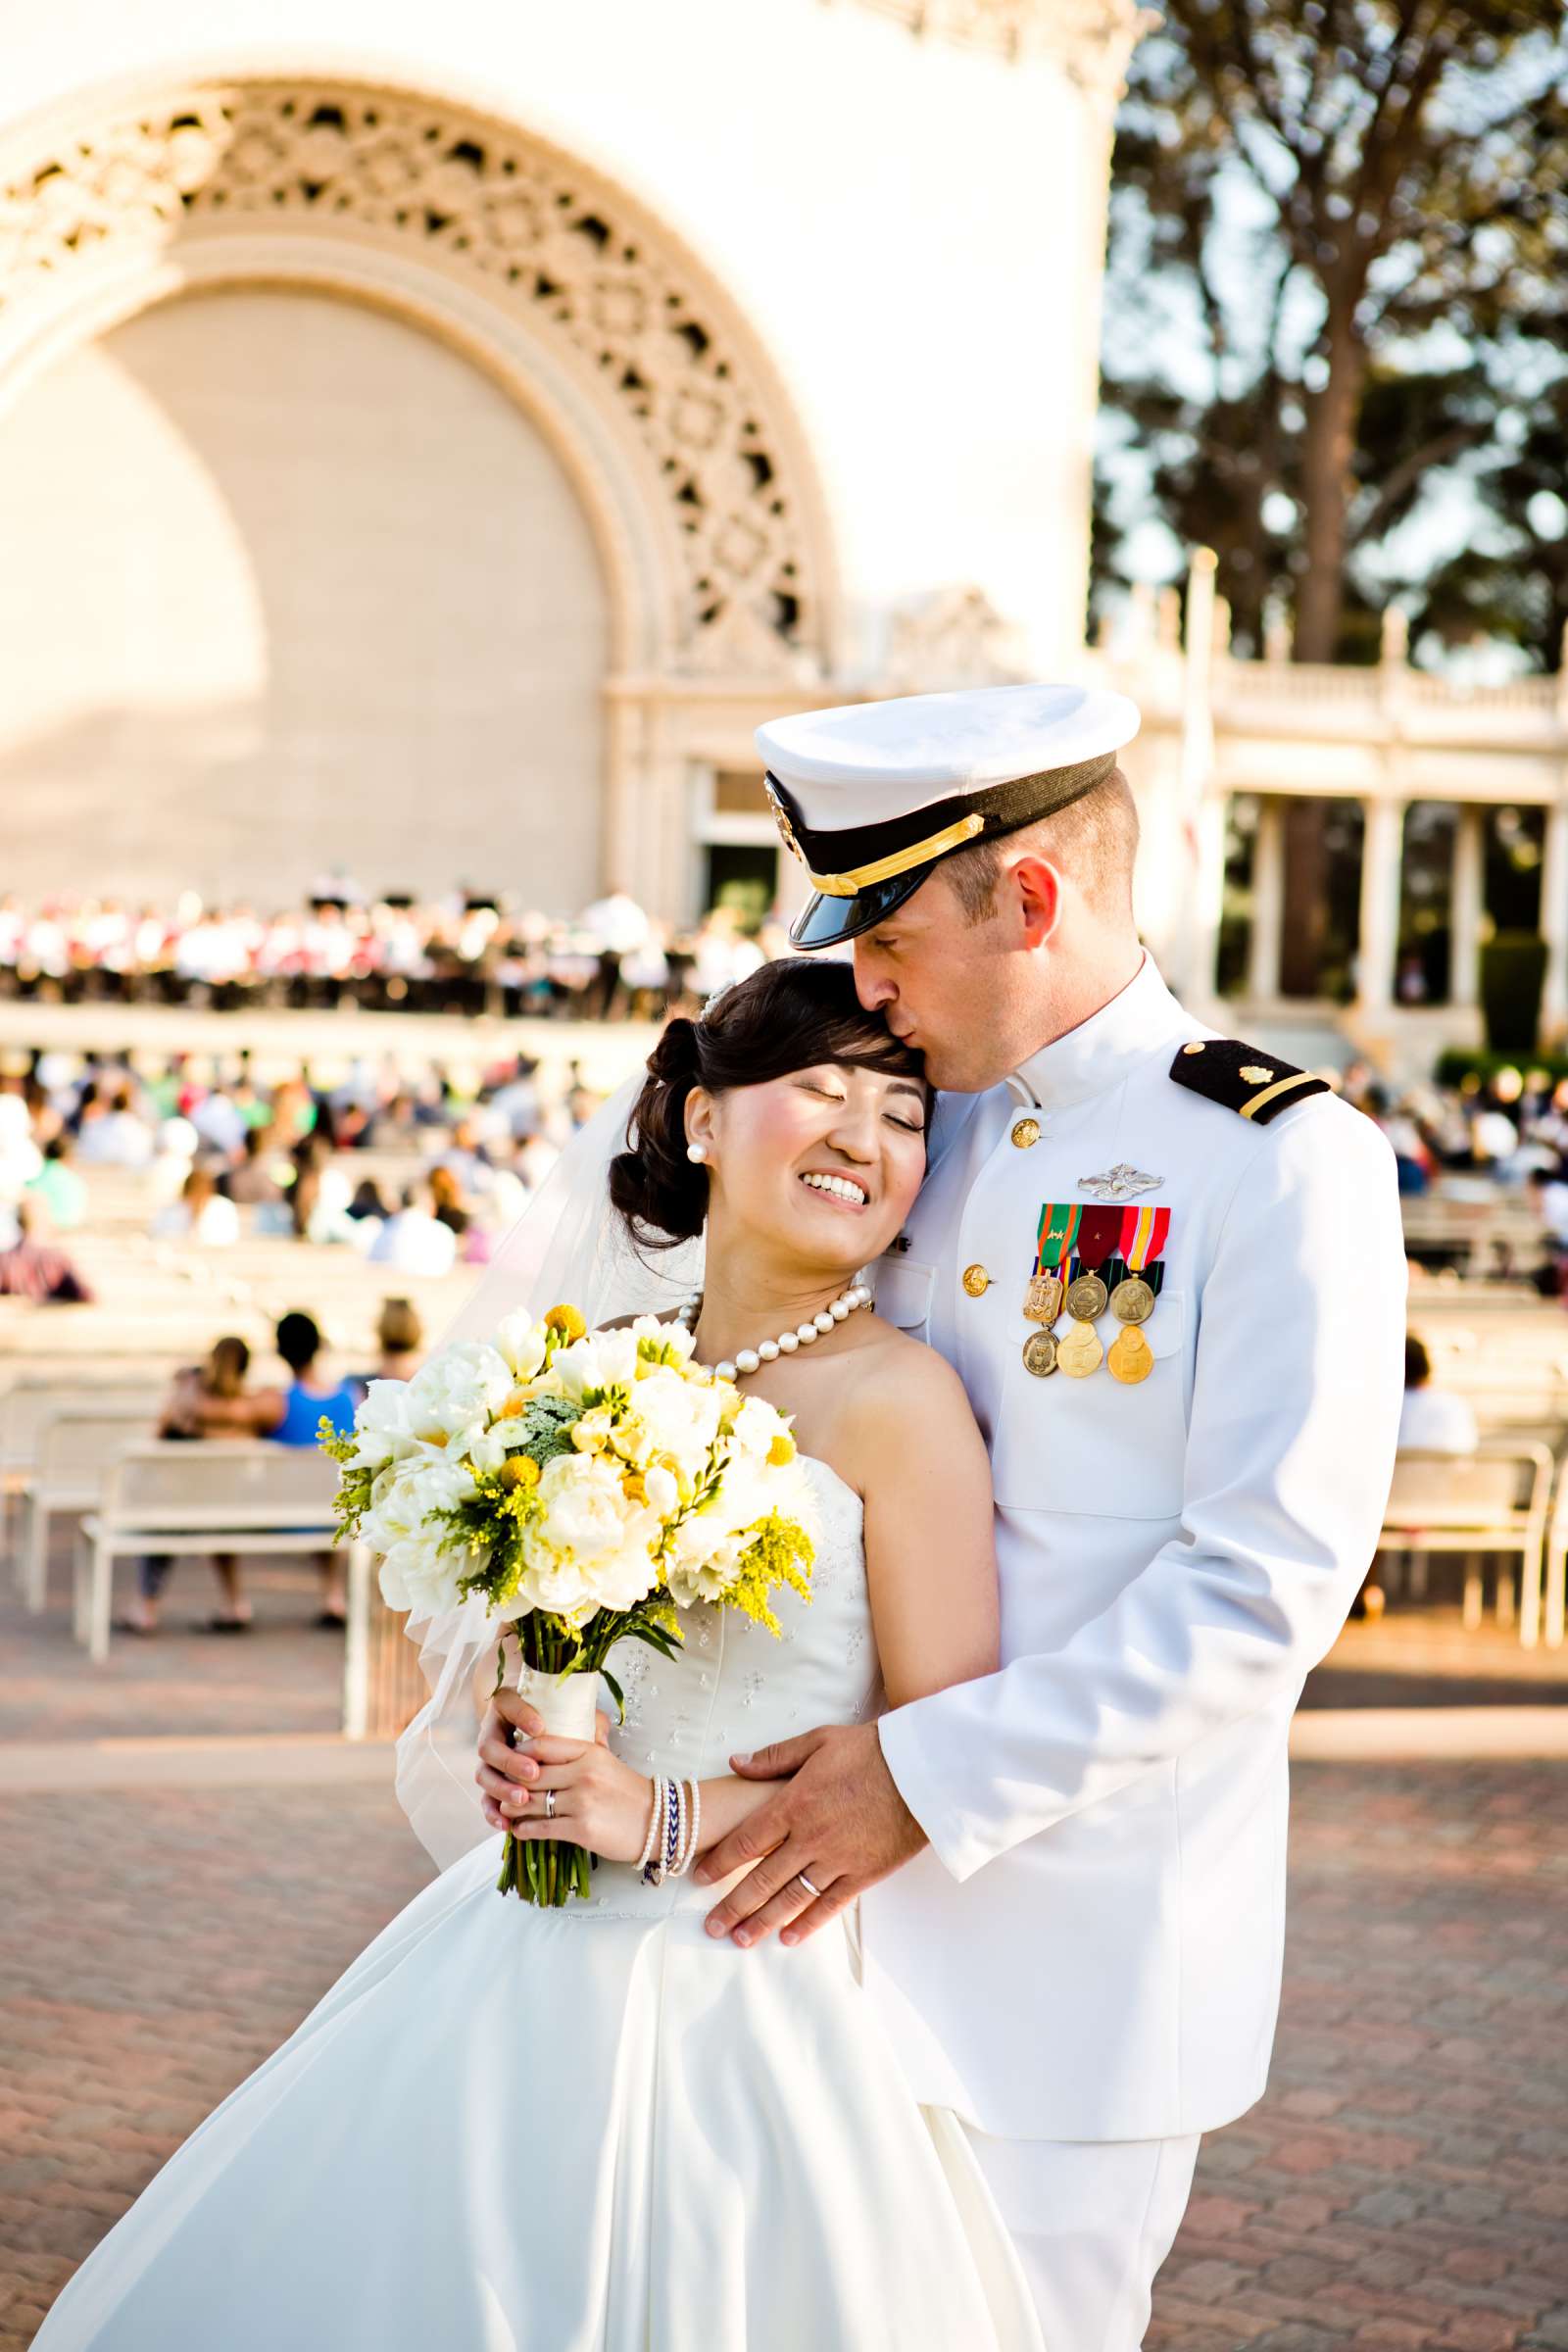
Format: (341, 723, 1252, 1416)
(1006, 956, 1191, 1112)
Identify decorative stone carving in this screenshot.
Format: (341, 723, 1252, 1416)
(0, 78, 826, 672)
(882, 584, 1026, 692)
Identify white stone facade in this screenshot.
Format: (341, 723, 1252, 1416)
(0, 0, 1144, 913)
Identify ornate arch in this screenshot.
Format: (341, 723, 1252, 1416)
(0, 73, 838, 679)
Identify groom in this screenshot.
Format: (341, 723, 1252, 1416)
(484, 683, 1406, 2348)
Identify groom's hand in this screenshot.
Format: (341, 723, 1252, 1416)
(476, 1690, 610, 1834)
(697, 1722, 926, 1949)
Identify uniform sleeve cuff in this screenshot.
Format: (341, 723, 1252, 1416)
(878, 1703, 983, 1884)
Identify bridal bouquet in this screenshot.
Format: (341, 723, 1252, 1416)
(321, 1305, 814, 1905)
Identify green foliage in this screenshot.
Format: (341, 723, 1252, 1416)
(505, 1392, 580, 1465)
(1098, 1, 1568, 662)
(1479, 929, 1549, 1054)
(1433, 1043, 1568, 1088)
(318, 1419, 374, 1541)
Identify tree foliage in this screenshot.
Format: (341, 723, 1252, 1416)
(1097, 1, 1568, 664)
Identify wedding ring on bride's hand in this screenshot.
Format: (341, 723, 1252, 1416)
(544, 1789, 557, 1821)
(796, 1872, 823, 1899)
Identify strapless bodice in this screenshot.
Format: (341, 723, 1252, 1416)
(584, 1455, 877, 1917)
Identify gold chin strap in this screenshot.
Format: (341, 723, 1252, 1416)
(807, 811, 986, 898)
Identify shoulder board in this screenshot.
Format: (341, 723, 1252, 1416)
(1169, 1039, 1331, 1125)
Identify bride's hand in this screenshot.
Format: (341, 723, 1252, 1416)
(476, 1690, 610, 1834)
(493, 1735, 654, 1865)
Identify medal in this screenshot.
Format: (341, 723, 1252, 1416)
(1057, 1320, 1103, 1379)
(1056, 1204, 1121, 1372)
(1024, 1202, 1079, 1326)
(1064, 1271, 1108, 1321)
(1024, 1273, 1063, 1324)
(1107, 1205, 1170, 1327)
(1107, 1326, 1153, 1385)
(1022, 1331, 1058, 1378)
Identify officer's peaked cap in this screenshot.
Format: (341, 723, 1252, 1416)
(757, 683, 1141, 950)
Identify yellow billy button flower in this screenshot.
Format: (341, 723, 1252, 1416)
(544, 1304, 587, 1342)
(500, 1456, 540, 1493)
(767, 1433, 796, 1469)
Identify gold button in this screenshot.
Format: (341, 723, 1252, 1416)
(1181, 1042, 1204, 1056)
(962, 1264, 990, 1298)
(1010, 1117, 1040, 1149)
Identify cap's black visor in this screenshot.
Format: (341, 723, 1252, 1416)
(788, 867, 931, 950)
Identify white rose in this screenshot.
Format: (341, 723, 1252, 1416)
(493, 1312, 548, 1382)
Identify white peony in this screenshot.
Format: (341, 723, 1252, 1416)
(632, 1364, 724, 1482)
(348, 1379, 426, 1474)
(366, 1456, 483, 1617)
(404, 1341, 514, 1453)
(511, 1453, 661, 1620)
(662, 1510, 749, 1606)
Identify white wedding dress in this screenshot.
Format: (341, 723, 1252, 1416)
(33, 1458, 1042, 2351)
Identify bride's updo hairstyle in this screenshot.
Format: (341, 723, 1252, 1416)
(609, 957, 927, 1250)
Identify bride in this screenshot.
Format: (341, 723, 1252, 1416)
(33, 958, 1042, 2352)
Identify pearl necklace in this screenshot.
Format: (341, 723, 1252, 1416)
(675, 1281, 873, 1383)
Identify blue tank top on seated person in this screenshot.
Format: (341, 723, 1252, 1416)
(275, 1379, 361, 1446)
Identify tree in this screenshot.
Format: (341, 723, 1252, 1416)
(1098, 1, 1568, 663)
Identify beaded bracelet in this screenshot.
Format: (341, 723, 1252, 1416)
(634, 1777, 663, 1876)
(671, 1778, 702, 1878)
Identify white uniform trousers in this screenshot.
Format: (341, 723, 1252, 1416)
(962, 2127, 1201, 2351)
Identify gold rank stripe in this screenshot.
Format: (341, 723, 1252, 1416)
(806, 811, 987, 898)
(1239, 1070, 1319, 1120)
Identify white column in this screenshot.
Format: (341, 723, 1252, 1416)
(1247, 798, 1284, 1002)
(1191, 790, 1228, 1005)
(1543, 802, 1568, 1037)
(1356, 795, 1404, 1012)
(1451, 807, 1485, 1009)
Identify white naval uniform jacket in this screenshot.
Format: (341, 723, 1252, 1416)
(860, 956, 1405, 2143)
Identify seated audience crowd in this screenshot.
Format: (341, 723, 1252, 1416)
(0, 887, 785, 1022)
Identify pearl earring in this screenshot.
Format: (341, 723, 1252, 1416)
(686, 1144, 708, 1165)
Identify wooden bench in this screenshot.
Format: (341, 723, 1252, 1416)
(14, 1404, 160, 1610)
(73, 1444, 364, 1665)
(1378, 1442, 1553, 1644)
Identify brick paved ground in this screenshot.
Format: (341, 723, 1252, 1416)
(0, 1529, 344, 1743)
(2, 1762, 1563, 2351)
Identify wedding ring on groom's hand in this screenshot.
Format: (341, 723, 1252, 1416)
(796, 1872, 823, 1899)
